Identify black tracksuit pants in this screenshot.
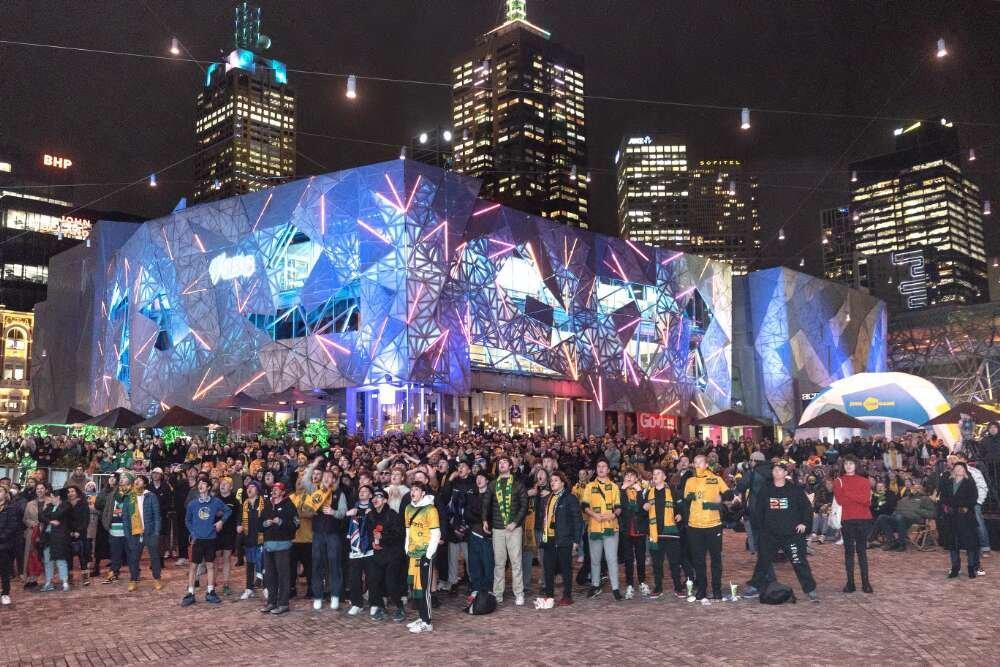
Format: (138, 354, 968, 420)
(650, 537, 688, 593)
(749, 531, 816, 593)
(686, 526, 723, 599)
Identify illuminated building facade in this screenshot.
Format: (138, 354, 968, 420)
(821, 206, 856, 285)
(838, 119, 987, 307)
(616, 138, 760, 275)
(0, 307, 33, 422)
(33, 160, 734, 437)
(451, 0, 589, 227)
(0, 146, 141, 311)
(192, 2, 296, 204)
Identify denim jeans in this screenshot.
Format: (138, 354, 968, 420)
(974, 505, 990, 551)
(130, 536, 161, 581)
(43, 547, 69, 586)
(109, 535, 129, 577)
(467, 533, 494, 593)
(310, 532, 343, 600)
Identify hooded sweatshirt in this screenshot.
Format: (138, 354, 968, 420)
(403, 494, 440, 561)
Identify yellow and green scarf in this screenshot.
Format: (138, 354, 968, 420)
(543, 491, 560, 542)
(645, 486, 678, 549)
(495, 476, 513, 525)
(585, 480, 620, 540)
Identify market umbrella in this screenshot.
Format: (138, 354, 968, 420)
(691, 409, 767, 427)
(31, 406, 92, 425)
(212, 392, 268, 411)
(922, 402, 1000, 427)
(9, 409, 43, 426)
(797, 409, 869, 430)
(137, 405, 213, 429)
(259, 387, 331, 409)
(86, 407, 145, 429)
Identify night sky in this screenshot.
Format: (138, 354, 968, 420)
(2, 0, 999, 271)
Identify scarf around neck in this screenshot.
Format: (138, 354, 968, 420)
(349, 501, 372, 554)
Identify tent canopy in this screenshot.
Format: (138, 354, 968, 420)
(692, 409, 767, 427)
(922, 402, 1000, 427)
(258, 387, 331, 409)
(86, 407, 145, 429)
(797, 409, 869, 430)
(31, 406, 92, 425)
(137, 405, 213, 429)
(213, 392, 268, 411)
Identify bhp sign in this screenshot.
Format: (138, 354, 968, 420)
(638, 412, 676, 440)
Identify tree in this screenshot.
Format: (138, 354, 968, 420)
(303, 418, 330, 448)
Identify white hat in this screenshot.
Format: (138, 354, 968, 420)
(151, 467, 164, 474)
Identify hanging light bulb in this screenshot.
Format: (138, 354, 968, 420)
(86, 237, 91, 248)
(740, 107, 751, 130)
(442, 130, 453, 142)
(399, 146, 407, 160)
(778, 228, 785, 241)
(936, 37, 948, 58)
(586, 171, 592, 183)
(846, 312, 851, 323)
(969, 148, 976, 161)
(418, 132, 429, 144)
(887, 275, 893, 284)
(728, 180, 737, 195)
(799, 258, 805, 268)
(57, 228, 63, 241)
(851, 170, 858, 183)
(822, 235, 829, 245)
(570, 165, 577, 179)
(149, 173, 157, 187)
(985, 200, 992, 216)
(170, 37, 180, 56)
(853, 212, 860, 222)
(462, 129, 469, 141)
(993, 258, 999, 268)
(346, 74, 358, 99)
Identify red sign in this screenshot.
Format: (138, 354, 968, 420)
(638, 412, 676, 440)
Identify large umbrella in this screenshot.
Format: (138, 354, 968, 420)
(797, 409, 869, 430)
(692, 409, 767, 427)
(9, 409, 43, 426)
(86, 407, 145, 429)
(31, 406, 92, 425)
(137, 405, 213, 429)
(922, 402, 1000, 427)
(259, 387, 331, 408)
(212, 392, 268, 411)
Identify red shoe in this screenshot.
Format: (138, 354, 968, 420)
(557, 597, 573, 607)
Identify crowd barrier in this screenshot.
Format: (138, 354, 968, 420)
(0, 465, 115, 491)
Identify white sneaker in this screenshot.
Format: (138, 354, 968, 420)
(370, 606, 379, 616)
(62, 583, 70, 592)
(834, 538, 844, 545)
(347, 605, 362, 616)
(977, 569, 986, 576)
(624, 585, 634, 600)
(639, 583, 651, 597)
(313, 599, 322, 611)
(1, 595, 10, 605)
(240, 589, 255, 600)
(263, 588, 269, 601)
(330, 596, 339, 610)
(533, 597, 545, 609)
(699, 598, 712, 606)
(406, 618, 422, 629)
(514, 594, 525, 606)
(543, 597, 555, 609)
(408, 620, 433, 633)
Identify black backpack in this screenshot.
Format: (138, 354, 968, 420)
(759, 581, 796, 605)
(466, 591, 497, 615)
(447, 489, 470, 542)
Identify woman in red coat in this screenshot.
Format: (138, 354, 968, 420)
(832, 456, 873, 593)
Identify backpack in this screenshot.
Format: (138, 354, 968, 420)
(467, 591, 497, 615)
(759, 581, 796, 605)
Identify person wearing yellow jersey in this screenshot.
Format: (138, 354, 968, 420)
(404, 482, 440, 634)
(619, 469, 650, 599)
(643, 466, 693, 599)
(581, 460, 623, 600)
(682, 454, 733, 604)
(288, 480, 314, 600)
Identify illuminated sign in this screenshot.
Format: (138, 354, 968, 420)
(627, 136, 653, 145)
(848, 396, 897, 412)
(43, 154, 73, 170)
(892, 249, 928, 310)
(801, 392, 819, 401)
(208, 253, 256, 284)
(59, 215, 91, 226)
(638, 412, 676, 440)
(699, 159, 741, 167)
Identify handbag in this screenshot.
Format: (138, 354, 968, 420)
(829, 499, 843, 531)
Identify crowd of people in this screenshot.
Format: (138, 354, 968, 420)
(0, 423, 997, 632)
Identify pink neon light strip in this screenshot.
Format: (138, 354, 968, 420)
(487, 238, 517, 259)
(384, 173, 405, 211)
(404, 175, 422, 213)
(675, 286, 695, 300)
(369, 317, 389, 358)
(472, 202, 501, 217)
(616, 317, 641, 334)
(357, 218, 391, 244)
(193, 233, 206, 253)
(661, 251, 683, 266)
(406, 284, 425, 324)
(625, 239, 650, 262)
(319, 194, 326, 236)
(235, 370, 266, 395)
(190, 329, 211, 350)
(610, 251, 628, 283)
(251, 193, 273, 233)
(659, 400, 680, 416)
(431, 330, 450, 370)
(318, 336, 351, 355)
(193, 375, 224, 401)
(161, 227, 173, 261)
(135, 331, 158, 357)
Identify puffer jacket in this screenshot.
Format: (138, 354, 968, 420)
(482, 476, 528, 529)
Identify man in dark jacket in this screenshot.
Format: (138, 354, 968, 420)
(481, 456, 528, 605)
(369, 488, 405, 621)
(536, 471, 581, 607)
(259, 482, 299, 614)
(440, 460, 476, 592)
(743, 462, 818, 601)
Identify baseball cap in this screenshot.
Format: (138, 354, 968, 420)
(272, 482, 286, 493)
(151, 467, 163, 474)
(372, 488, 388, 500)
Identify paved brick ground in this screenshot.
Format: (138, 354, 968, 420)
(0, 536, 994, 666)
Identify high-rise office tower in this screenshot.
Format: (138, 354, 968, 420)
(821, 206, 856, 285)
(836, 119, 987, 307)
(192, 2, 296, 204)
(451, 0, 589, 227)
(616, 138, 760, 275)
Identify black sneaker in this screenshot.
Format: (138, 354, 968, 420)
(612, 589, 623, 601)
(587, 586, 602, 599)
(649, 589, 663, 599)
(270, 605, 289, 615)
(372, 608, 386, 621)
(260, 604, 277, 613)
(392, 607, 406, 623)
(205, 590, 222, 604)
(180, 593, 196, 607)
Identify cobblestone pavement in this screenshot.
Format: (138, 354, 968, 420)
(0, 536, 994, 666)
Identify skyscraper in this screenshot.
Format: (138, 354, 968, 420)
(821, 206, 855, 285)
(451, 0, 589, 227)
(192, 2, 296, 204)
(829, 119, 987, 307)
(616, 136, 760, 275)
